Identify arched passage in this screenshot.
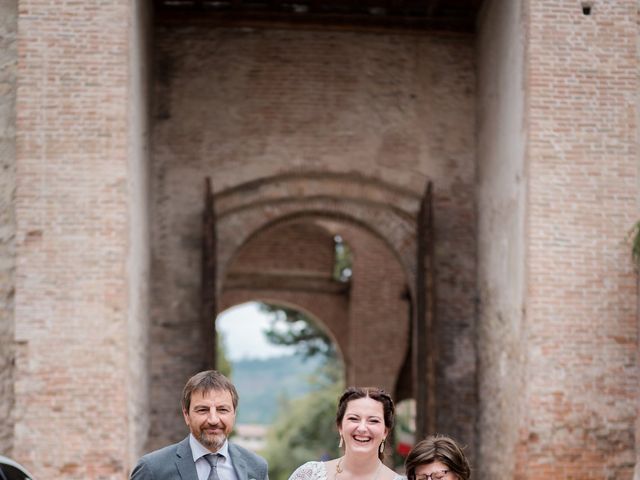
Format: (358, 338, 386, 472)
(146, 32, 478, 452)
(220, 214, 411, 395)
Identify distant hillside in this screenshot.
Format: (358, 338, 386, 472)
(231, 353, 324, 424)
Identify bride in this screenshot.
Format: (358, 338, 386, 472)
(288, 387, 404, 480)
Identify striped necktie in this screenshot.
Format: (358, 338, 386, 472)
(205, 453, 223, 480)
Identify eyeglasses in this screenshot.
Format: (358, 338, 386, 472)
(414, 471, 449, 480)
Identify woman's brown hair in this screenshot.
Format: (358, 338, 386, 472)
(405, 434, 471, 480)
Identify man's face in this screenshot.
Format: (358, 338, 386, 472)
(183, 388, 236, 452)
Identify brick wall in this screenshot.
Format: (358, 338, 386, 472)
(522, 1, 638, 477)
(149, 25, 477, 454)
(232, 221, 335, 275)
(13, 0, 149, 477)
(223, 219, 349, 366)
(226, 217, 410, 394)
(341, 223, 410, 393)
(0, 0, 17, 455)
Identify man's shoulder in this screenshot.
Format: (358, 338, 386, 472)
(139, 438, 188, 464)
(131, 439, 190, 479)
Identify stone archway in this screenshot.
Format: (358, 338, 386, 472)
(219, 215, 411, 394)
(147, 23, 478, 454)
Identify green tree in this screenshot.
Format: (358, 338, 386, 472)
(264, 368, 344, 480)
(216, 330, 232, 378)
(260, 303, 345, 480)
(259, 304, 338, 361)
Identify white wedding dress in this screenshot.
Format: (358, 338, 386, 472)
(288, 461, 405, 480)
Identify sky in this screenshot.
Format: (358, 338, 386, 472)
(216, 302, 296, 361)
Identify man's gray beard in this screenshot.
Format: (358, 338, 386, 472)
(198, 430, 226, 451)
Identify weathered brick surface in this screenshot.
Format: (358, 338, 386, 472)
(524, 1, 638, 477)
(149, 25, 477, 455)
(222, 218, 409, 393)
(525, 3, 637, 477)
(12, 0, 151, 478)
(232, 221, 336, 275)
(0, 0, 17, 455)
(222, 219, 350, 363)
(341, 223, 410, 393)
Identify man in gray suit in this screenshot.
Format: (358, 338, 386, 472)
(131, 370, 269, 480)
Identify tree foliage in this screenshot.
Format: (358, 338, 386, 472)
(263, 365, 344, 480)
(216, 330, 232, 378)
(259, 304, 338, 361)
(260, 303, 345, 480)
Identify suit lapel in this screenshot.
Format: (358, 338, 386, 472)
(176, 437, 199, 480)
(229, 443, 249, 480)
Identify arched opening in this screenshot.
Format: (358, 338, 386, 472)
(216, 300, 345, 479)
(218, 213, 413, 474)
(220, 215, 411, 394)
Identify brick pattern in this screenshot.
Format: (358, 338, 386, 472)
(523, 1, 638, 477)
(225, 219, 349, 368)
(232, 221, 335, 275)
(0, 0, 17, 455)
(227, 218, 409, 391)
(343, 223, 410, 393)
(14, 1, 135, 478)
(150, 26, 477, 456)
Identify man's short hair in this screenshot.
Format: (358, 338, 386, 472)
(181, 370, 239, 412)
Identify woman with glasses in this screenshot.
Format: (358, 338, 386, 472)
(288, 387, 403, 480)
(404, 435, 471, 480)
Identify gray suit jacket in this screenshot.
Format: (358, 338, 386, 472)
(130, 437, 269, 480)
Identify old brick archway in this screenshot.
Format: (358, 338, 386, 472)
(219, 214, 411, 395)
(142, 10, 479, 454)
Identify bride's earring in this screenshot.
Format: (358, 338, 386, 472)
(339, 435, 344, 448)
(379, 439, 386, 454)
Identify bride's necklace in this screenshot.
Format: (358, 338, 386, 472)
(335, 457, 383, 480)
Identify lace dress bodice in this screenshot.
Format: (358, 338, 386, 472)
(288, 461, 405, 480)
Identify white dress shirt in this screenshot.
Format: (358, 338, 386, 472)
(189, 434, 240, 480)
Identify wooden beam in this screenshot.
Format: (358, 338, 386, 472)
(415, 180, 436, 440)
(201, 177, 218, 370)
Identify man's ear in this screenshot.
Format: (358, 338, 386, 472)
(182, 408, 190, 425)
